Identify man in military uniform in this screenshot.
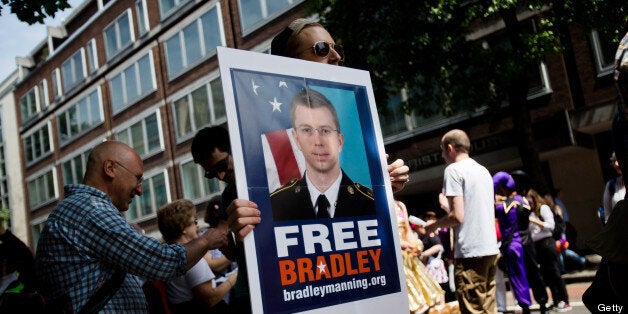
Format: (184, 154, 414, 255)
(270, 88, 375, 221)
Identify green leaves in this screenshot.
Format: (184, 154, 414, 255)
(0, 0, 71, 25)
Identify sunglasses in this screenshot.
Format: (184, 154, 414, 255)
(309, 41, 345, 61)
(204, 155, 229, 179)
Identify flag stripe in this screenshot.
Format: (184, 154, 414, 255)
(265, 130, 302, 185)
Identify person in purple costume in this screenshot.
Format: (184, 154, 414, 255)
(493, 171, 532, 314)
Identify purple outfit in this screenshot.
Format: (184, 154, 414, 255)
(496, 195, 532, 308)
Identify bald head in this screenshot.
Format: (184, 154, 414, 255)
(441, 129, 471, 153)
(83, 141, 144, 212)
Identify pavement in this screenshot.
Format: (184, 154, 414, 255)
(500, 256, 599, 313)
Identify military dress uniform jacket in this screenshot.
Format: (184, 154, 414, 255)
(270, 170, 376, 221)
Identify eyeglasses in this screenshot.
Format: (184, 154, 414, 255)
(302, 41, 344, 61)
(297, 127, 339, 138)
(115, 161, 144, 187)
(194, 218, 199, 225)
(204, 155, 229, 179)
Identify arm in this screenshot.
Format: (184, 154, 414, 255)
(191, 270, 238, 308)
(204, 252, 232, 273)
(425, 195, 463, 234)
(530, 205, 554, 231)
(419, 243, 443, 262)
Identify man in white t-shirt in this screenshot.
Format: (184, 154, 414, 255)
(426, 129, 499, 314)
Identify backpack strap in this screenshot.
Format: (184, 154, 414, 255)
(77, 271, 127, 314)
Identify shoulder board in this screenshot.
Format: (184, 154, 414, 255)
(270, 179, 298, 197)
(353, 182, 374, 200)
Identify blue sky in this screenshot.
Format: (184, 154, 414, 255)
(0, 0, 82, 82)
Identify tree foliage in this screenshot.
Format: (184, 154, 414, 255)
(306, 0, 628, 186)
(0, 0, 71, 25)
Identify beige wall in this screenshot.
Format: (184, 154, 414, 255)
(547, 147, 605, 249)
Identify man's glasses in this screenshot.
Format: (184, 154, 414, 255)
(308, 41, 344, 61)
(297, 127, 339, 138)
(115, 161, 144, 187)
(194, 218, 199, 225)
(204, 156, 229, 179)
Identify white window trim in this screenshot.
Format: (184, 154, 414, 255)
(128, 166, 171, 223)
(177, 154, 224, 203)
(159, 0, 191, 19)
(136, 0, 150, 35)
(103, 9, 136, 60)
(61, 48, 87, 92)
(36, 79, 49, 111)
(23, 120, 54, 166)
(108, 48, 157, 114)
(238, 0, 305, 36)
(112, 105, 165, 158)
(160, 1, 225, 80)
(57, 87, 105, 147)
(168, 71, 226, 143)
(52, 68, 63, 98)
(590, 30, 615, 78)
(26, 166, 58, 210)
(87, 38, 99, 73)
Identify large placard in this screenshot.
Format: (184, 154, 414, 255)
(217, 47, 408, 313)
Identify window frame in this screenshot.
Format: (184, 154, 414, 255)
(103, 9, 136, 60)
(178, 156, 224, 202)
(57, 87, 104, 146)
(238, 0, 304, 36)
(170, 73, 226, 142)
(590, 30, 615, 78)
(61, 48, 87, 93)
(126, 167, 171, 222)
(113, 107, 164, 159)
(23, 121, 53, 166)
(162, 1, 225, 80)
(26, 167, 58, 210)
(109, 50, 157, 114)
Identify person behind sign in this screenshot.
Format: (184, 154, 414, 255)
(270, 88, 375, 220)
(270, 18, 410, 193)
(425, 129, 499, 314)
(157, 199, 236, 314)
(35, 141, 229, 313)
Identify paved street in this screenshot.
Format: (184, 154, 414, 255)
(501, 268, 596, 313)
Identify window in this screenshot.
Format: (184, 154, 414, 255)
(19, 80, 49, 122)
(0, 123, 8, 209)
(172, 76, 225, 139)
(31, 219, 47, 251)
(238, 0, 303, 33)
(159, 0, 189, 18)
(52, 68, 62, 99)
(87, 39, 99, 74)
(136, 0, 149, 36)
(110, 52, 156, 113)
(24, 122, 52, 164)
(19, 88, 37, 122)
(591, 30, 616, 77)
(378, 93, 409, 137)
(58, 88, 103, 144)
(164, 5, 223, 78)
(27, 168, 56, 208)
(127, 169, 170, 221)
(104, 10, 134, 59)
(37, 80, 49, 111)
(180, 159, 223, 200)
(115, 111, 163, 158)
(61, 49, 86, 92)
(61, 149, 91, 185)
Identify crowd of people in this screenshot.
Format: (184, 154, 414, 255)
(1, 17, 627, 314)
